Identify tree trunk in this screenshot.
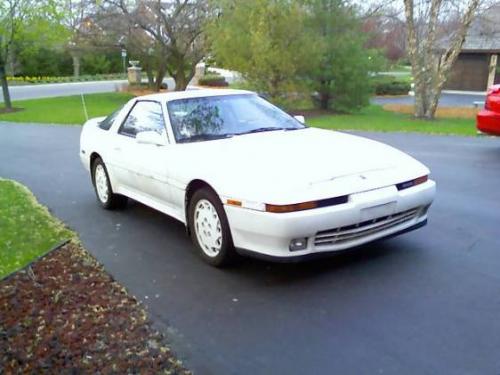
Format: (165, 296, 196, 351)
(154, 67, 166, 92)
(174, 72, 187, 91)
(318, 80, 330, 110)
(146, 66, 154, 89)
(0, 65, 12, 110)
(403, 0, 480, 120)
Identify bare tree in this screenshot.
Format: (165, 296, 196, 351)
(403, 0, 481, 119)
(62, 0, 100, 78)
(104, 0, 211, 91)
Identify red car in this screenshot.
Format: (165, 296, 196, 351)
(477, 85, 500, 136)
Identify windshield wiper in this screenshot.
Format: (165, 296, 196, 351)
(177, 133, 233, 143)
(235, 127, 285, 135)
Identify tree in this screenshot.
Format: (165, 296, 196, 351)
(210, 0, 379, 111)
(304, 0, 382, 111)
(0, 0, 66, 110)
(403, 0, 481, 119)
(0, 0, 22, 110)
(104, 0, 212, 91)
(209, 0, 315, 104)
(61, 0, 100, 78)
(363, 13, 407, 62)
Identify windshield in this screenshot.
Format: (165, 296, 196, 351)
(167, 94, 305, 143)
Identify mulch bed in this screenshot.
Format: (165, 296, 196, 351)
(0, 243, 190, 374)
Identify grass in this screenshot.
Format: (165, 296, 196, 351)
(0, 91, 476, 136)
(307, 105, 476, 136)
(0, 92, 134, 125)
(0, 179, 74, 279)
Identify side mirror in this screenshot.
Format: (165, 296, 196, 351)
(294, 115, 305, 124)
(136, 131, 168, 146)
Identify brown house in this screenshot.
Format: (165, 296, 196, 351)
(444, 7, 500, 91)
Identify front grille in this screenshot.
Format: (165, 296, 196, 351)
(314, 208, 420, 247)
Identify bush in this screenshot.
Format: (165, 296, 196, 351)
(198, 74, 228, 87)
(371, 76, 411, 96)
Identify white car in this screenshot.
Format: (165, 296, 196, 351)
(80, 89, 435, 266)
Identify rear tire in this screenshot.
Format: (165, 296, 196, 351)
(92, 157, 128, 210)
(188, 188, 237, 267)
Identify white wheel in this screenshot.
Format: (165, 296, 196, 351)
(91, 157, 127, 210)
(188, 188, 236, 267)
(194, 199, 223, 257)
(94, 164, 109, 204)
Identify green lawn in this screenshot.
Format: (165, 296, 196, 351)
(307, 105, 476, 136)
(0, 92, 476, 136)
(0, 92, 134, 125)
(0, 179, 75, 279)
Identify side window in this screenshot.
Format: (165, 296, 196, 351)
(98, 107, 121, 130)
(119, 101, 166, 137)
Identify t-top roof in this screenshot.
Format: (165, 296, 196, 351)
(138, 88, 254, 102)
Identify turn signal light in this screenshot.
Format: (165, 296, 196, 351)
(414, 175, 428, 185)
(396, 175, 428, 190)
(265, 201, 318, 213)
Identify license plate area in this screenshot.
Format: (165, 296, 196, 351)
(360, 202, 396, 221)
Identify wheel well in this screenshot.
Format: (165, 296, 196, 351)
(90, 152, 101, 170)
(184, 179, 218, 232)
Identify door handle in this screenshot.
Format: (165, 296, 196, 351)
(113, 146, 121, 151)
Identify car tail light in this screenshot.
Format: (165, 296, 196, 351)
(396, 175, 428, 190)
(487, 85, 500, 95)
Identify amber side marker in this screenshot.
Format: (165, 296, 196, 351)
(226, 199, 242, 207)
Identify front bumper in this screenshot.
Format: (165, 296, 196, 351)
(224, 180, 435, 259)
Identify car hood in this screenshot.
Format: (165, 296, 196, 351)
(172, 128, 429, 204)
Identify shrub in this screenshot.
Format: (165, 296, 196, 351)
(371, 76, 411, 96)
(198, 74, 228, 87)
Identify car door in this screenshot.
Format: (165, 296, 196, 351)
(115, 100, 172, 206)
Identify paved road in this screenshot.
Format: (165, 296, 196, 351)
(372, 93, 486, 107)
(0, 78, 177, 102)
(1, 123, 500, 375)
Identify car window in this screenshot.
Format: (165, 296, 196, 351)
(98, 107, 122, 130)
(119, 101, 166, 137)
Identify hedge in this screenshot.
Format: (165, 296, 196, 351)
(198, 74, 228, 87)
(371, 75, 411, 96)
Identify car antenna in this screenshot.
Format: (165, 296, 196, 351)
(81, 93, 89, 121)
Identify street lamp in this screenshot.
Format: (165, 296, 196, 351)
(121, 48, 127, 75)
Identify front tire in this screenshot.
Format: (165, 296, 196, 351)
(92, 157, 128, 210)
(188, 188, 236, 267)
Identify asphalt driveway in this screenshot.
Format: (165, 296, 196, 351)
(1, 122, 499, 375)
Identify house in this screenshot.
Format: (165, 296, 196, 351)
(444, 6, 500, 91)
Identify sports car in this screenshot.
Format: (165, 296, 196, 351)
(80, 89, 436, 266)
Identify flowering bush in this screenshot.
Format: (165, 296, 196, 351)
(6, 73, 127, 85)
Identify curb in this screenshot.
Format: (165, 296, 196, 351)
(0, 239, 72, 283)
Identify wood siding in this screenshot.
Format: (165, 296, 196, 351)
(444, 53, 489, 91)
